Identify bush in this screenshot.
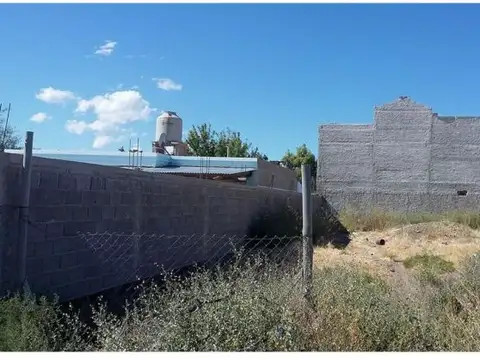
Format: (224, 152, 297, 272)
(2, 252, 480, 351)
(91, 256, 311, 351)
(88, 253, 480, 351)
(0, 291, 88, 351)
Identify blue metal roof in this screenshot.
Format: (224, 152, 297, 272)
(4, 149, 258, 171)
(139, 166, 256, 175)
(155, 154, 258, 169)
(5, 149, 157, 167)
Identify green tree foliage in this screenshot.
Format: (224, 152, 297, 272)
(185, 123, 268, 159)
(0, 108, 21, 150)
(281, 144, 317, 185)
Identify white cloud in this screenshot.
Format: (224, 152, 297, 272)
(93, 135, 118, 148)
(66, 90, 154, 149)
(30, 112, 51, 123)
(65, 119, 88, 135)
(35, 87, 76, 104)
(153, 78, 183, 91)
(94, 40, 117, 56)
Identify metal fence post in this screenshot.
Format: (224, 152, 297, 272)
(301, 164, 313, 301)
(18, 131, 33, 290)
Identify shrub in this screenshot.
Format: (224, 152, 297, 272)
(0, 291, 89, 351)
(2, 251, 480, 351)
(91, 256, 311, 351)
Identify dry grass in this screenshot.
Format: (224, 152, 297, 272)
(314, 220, 480, 281)
(2, 211, 480, 351)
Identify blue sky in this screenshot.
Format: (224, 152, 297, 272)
(1, 3, 480, 160)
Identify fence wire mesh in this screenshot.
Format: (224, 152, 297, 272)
(79, 231, 305, 291)
(70, 231, 309, 351)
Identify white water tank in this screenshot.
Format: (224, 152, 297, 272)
(155, 111, 183, 144)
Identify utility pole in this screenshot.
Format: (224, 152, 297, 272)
(302, 164, 313, 303)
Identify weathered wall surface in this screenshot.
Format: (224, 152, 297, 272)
(255, 158, 299, 191)
(318, 97, 480, 213)
(0, 152, 310, 301)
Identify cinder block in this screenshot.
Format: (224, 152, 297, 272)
(88, 277, 104, 294)
(68, 267, 85, 284)
(61, 252, 78, 269)
(26, 257, 42, 275)
(76, 174, 93, 191)
(120, 192, 134, 205)
(114, 206, 132, 220)
(38, 172, 59, 190)
(65, 190, 83, 205)
(34, 241, 54, 258)
(90, 177, 107, 191)
(57, 174, 77, 190)
(101, 206, 115, 220)
(30, 188, 66, 206)
(28, 274, 51, 294)
(42, 255, 62, 273)
(87, 207, 103, 221)
(50, 270, 70, 288)
(53, 237, 85, 254)
(70, 206, 88, 221)
(63, 221, 96, 236)
(82, 191, 110, 206)
(76, 250, 98, 266)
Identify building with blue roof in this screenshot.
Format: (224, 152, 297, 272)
(5, 110, 300, 191)
(5, 149, 300, 192)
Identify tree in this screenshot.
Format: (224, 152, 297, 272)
(248, 146, 269, 161)
(185, 123, 217, 157)
(281, 144, 317, 186)
(0, 105, 21, 150)
(185, 122, 267, 159)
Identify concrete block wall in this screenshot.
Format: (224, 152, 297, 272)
(0, 152, 311, 301)
(254, 158, 299, 191)
(318, 125, 374, 190)
(318, 96, 480, 213)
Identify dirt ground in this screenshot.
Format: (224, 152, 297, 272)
(313, 221, 480, 283)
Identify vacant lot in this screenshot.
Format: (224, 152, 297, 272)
(1, 213, 480, 351)
(315, 220, 480, 280)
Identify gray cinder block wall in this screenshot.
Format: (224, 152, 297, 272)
(318, 96, 480, 213)
(0, 152, 313, 301)
(255, 158, 299, 191)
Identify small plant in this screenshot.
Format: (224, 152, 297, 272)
(0, 292, 89, 351)
(403, 254, 455, 273)
(403, 254, 455, 285)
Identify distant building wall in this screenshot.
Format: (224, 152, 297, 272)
(0, 152, 309, 301)
(255, 158, 299, 192)
(317, 96, 480, 213)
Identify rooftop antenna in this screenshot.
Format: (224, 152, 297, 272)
(128, 138, 132, 167)
(136, 137, 140, 168)
(139, 139, 144, 168)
